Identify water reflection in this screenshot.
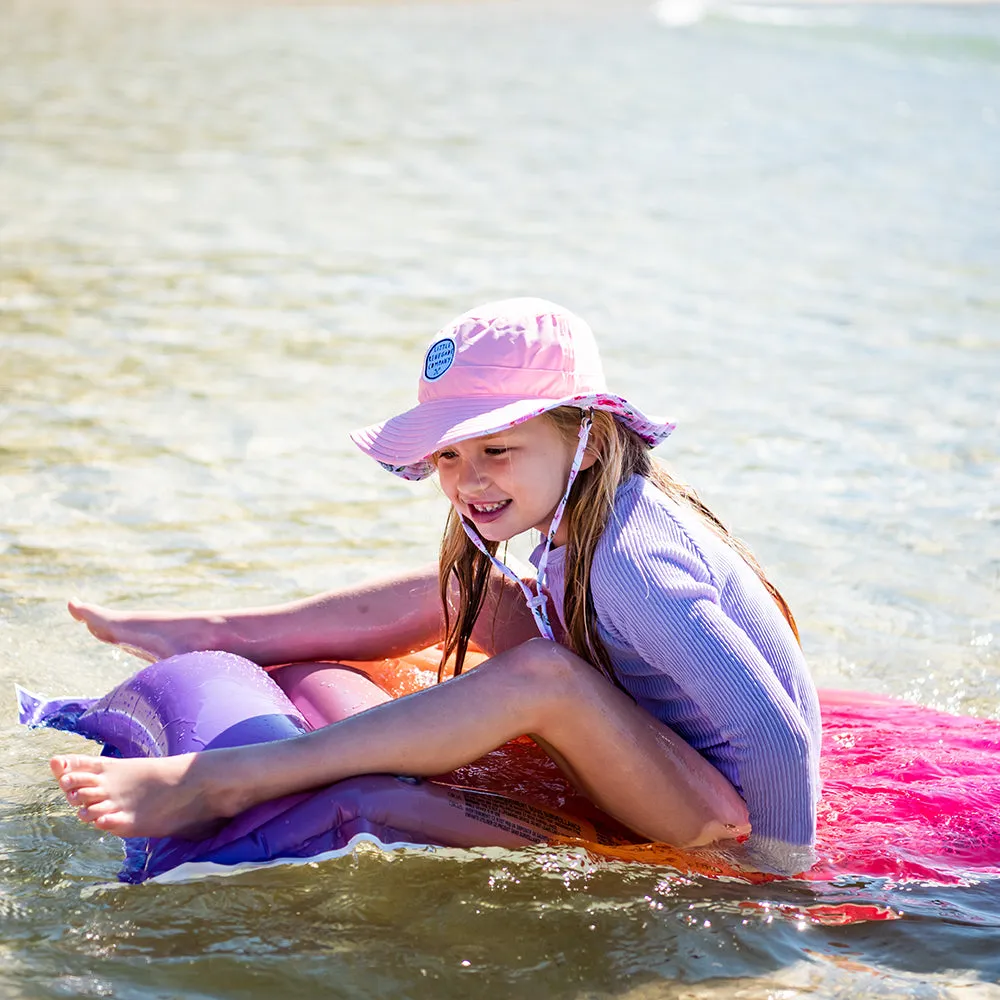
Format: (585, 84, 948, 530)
(2, 0, 999, 996)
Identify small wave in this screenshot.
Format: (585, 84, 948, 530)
(650, 0, 716, 28)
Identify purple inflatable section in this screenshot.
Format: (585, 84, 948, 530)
(19, 651, 533, 882)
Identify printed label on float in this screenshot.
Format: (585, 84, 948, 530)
(446, 788, 598, 843)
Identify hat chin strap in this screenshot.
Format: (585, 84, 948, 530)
(459, 412, 593, 642)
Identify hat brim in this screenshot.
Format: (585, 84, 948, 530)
(351, 393, 675, 481)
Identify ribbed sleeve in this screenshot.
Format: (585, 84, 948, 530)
(532, 475, 821, 872)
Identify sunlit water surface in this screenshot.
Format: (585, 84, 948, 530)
(1, 0, 998, 996)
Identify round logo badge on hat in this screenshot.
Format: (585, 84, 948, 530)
(423, 338, 456, 381)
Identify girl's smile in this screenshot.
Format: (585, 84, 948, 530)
(435, 416, 593, 545)
(465, 499, 512, 524)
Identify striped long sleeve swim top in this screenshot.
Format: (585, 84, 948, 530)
(530, 474, 822, 873)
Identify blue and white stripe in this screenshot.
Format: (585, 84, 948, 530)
(532, 474, 822, 870)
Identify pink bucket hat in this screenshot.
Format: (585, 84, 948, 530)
(350, 297, 675, 481)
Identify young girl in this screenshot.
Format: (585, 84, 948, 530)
(52, 298, 821, 875)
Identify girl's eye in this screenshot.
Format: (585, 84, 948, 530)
(484, 447, 508, 457)
(436, 450, 457, 461)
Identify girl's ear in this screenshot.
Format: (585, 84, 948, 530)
(579, 444, 599, 471)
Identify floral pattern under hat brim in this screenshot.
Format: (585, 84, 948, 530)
(361, 392, 675, 482)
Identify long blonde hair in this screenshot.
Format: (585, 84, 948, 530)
(437, 408, 799, 682)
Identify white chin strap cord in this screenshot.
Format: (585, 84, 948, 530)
(459, 412, 593, 642)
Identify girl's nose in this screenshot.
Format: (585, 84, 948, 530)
(455, 456, 488, 494)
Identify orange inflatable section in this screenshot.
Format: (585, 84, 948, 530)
(330, 648, 757, 880)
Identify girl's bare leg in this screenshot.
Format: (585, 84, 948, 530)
(52, 639, 749, 848)
(67, 566, 446, 666)
(270, 663, 392, 729)
(68, 564, 541, 666)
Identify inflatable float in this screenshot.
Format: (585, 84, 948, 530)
(18, 649, 1000, 887)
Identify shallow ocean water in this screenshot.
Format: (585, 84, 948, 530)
(1, 0, 998, 996)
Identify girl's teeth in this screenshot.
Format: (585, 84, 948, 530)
(474, 501, 506, 512)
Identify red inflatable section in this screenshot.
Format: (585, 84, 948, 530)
(273, 649, 1000, 885)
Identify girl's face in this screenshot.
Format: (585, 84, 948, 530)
(435, 415, 594, 546)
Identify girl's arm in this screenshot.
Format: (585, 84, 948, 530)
(605, 597, 819, 870)
(641, 598, 818, 872)
(593, 539, 820, 873)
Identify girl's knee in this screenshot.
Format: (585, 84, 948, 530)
(503, 638, 603, 702)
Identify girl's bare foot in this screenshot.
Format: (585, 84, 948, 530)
(49, 751, 243, 839)
(68, 600, 216, 663)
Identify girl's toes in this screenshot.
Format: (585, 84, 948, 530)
(78, 799, 123, 822)
(68, 786, 108, 808)
(58, 770, 103, 794)
(52, 754, 104, 779)
(91, 811, 133, 835)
